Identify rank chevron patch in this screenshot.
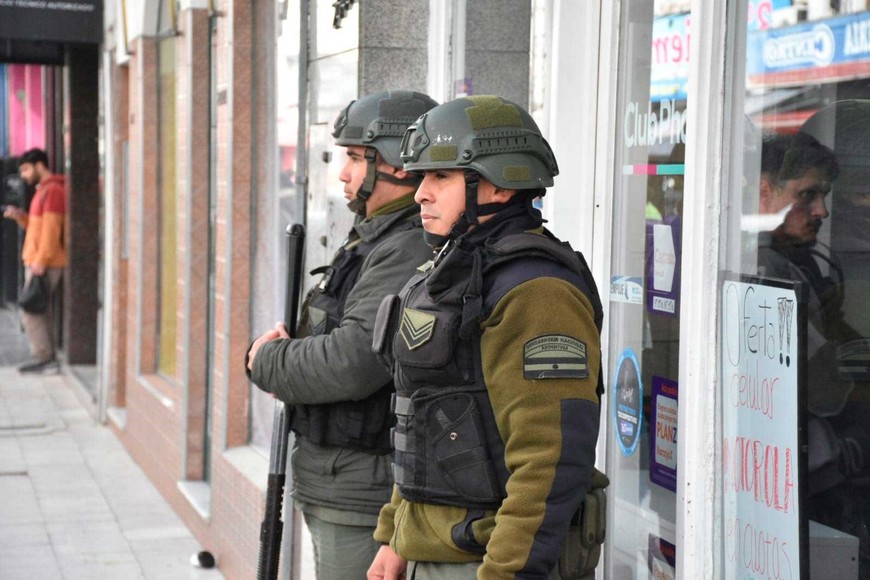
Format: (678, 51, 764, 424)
(400, 308, 436, 350)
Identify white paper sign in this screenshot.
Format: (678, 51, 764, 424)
(721, 279, 801, 580)
(653, 224, 676, 292)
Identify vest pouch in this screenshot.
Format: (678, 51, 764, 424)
(373, 295, 400, 368)
(558, 468, 609, 580)
(425, 391, 501, 505)
(394, 308, 472, 385)
(330, 386, 393, 451)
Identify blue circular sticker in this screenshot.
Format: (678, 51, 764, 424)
(613, 349, 643, 456)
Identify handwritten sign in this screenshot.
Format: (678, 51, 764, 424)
(721, 277, 806, 580)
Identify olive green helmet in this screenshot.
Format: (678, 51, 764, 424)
(399, 95, 559, 189)
(333, 90, 439, 169)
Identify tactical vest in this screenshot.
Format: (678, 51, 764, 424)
(373, 229, 604, 512)
(289, 217, 418, 454)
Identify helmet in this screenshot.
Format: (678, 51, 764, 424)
(399, 95, 559, 190)
(333, 90, 439, 169)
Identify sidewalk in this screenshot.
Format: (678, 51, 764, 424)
(0, 308, 226, 579)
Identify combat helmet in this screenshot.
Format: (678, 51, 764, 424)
(399, 95, 559, 240)
(333, 90, 438, 215)
(400, 95, 558, 188)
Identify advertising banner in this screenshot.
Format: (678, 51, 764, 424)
(646, 218, 682, 316)
(747, 11, 870, 87)
(650, 376, 678, 492)
(651, 13, 690, 102)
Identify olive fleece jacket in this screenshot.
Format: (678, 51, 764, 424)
(375, 276, 601, 579)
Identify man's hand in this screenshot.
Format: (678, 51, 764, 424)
(367, 545, 407, 580)
(3, 206, 24, 221)
(246, 322, 292, 372)
(30, 263, 46, 276)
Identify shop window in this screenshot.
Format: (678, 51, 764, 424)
(157, 26, 178, 379)
(606, 2, 687, 578)
(721, 1, 870, 578)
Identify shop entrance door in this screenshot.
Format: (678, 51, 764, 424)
(604, 2, 688, 577)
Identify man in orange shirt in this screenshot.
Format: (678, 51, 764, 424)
(3, 149, 66, 373)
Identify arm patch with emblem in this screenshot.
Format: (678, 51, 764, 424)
(523, 335, 588, 380)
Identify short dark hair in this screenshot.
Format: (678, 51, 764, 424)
(760, 132, 839, 185)
(19, 149, 50, 169)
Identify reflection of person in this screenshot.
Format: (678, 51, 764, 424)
(368, 96, 604, 580)
(3, 149, 66, 374)
(800, 100, 870, 579)
(756, 132, 858, 417)
(246, 90, 437, 580)
(757, 130, 870, 577)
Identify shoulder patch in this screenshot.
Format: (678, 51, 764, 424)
(400, 308, 436, 350)
(523, 335, 588, 380)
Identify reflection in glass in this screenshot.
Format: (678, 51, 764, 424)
(728, 3, 870, 578)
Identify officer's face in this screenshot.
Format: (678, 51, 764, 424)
(415, 169, 467, 236)
(338, 146, 370, 204)
(777, 168, 831, 243)
(415, 170, 510, 235)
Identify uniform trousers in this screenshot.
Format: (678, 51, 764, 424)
(20, 266, 63, 362)
(302, 511, 380, 580)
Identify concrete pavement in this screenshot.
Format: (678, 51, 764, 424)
(0, 307, 226, 580)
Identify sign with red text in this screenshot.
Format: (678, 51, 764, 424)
(650, 376, 678, 492)
(720, 276, 807, 580)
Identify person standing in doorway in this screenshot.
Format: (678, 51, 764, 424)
(3, 149, 66, 374)
(246, 90, 438, 580)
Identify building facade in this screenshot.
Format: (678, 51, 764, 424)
(98, 0, 870, 578)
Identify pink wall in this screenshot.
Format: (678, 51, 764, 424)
(7, 64, 45, 156)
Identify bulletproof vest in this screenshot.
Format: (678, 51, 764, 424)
(289, 217, 418, 454)
(373, 228, 604, 511)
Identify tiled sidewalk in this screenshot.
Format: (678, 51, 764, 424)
(0, 365, 226, 580)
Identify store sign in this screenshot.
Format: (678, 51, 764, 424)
(0, 0, 102, 44)
(650, 376, 678, 492)
(646, 220, 682, 316)
(610, 275, 643, 305)
(720, 276, 806, 580)
(623, 99, 688, 148)
(651, 13, 691, 101)
(748, 0, 794, 31)
(747, 11, 870, 87)
(613, 349, 643, 457)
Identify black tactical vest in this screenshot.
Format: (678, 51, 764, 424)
(289, 216, 419, 454)
(373, 226, 604, 510)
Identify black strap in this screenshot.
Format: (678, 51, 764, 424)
(451, 509, 487, 555)
(460, 250, 483, 339)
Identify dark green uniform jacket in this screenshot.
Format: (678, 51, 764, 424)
(251, 195, 434, 524)
(373, 207, 602, 578)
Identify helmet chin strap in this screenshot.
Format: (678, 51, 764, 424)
(347, 148, 421, 216)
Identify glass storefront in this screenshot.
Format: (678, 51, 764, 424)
(720, 1, 870, 578)
(606, 2, 870, 577)
(606, 2, 687, 577)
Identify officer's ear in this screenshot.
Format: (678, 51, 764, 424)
(490, 186, 517, 203)
(392, 167, 412, 180)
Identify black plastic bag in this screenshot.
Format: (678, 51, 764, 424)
(19, 274, 49, 314)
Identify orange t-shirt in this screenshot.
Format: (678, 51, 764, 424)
(21, 174, 67, 268)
